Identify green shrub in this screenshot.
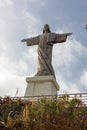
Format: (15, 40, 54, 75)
(0, 96, 87, 130)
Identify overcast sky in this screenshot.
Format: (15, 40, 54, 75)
(0, 0, 87, 97)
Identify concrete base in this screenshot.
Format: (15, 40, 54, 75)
(24, 75, 59, 97)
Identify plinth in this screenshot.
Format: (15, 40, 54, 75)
(24, 75, 59, 97)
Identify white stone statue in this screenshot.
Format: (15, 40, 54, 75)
(22, 24, 72, 78)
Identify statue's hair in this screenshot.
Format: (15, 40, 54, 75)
(43, 24, 51, 33)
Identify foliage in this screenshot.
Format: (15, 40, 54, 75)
(0, 96, 87, 130)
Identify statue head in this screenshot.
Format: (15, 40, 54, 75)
(43, 24, 51, 33)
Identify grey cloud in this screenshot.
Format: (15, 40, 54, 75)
(0, 0, 87, 96)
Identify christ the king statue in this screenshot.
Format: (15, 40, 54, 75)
(22, 24, 72, 78)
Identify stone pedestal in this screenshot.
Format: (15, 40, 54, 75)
(24, 75, 59, 97)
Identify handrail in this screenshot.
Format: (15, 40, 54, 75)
(0, 92, 87, 105)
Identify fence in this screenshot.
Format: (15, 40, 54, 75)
(0, 92, 87, 105)
(9, 92, 87, 106)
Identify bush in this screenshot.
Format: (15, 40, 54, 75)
(0, 96, 87, 130)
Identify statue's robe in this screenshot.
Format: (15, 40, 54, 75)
(26, 32, 67, 78)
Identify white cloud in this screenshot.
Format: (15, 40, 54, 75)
(0, 0, 42, 42)
(52, 35, 87, 94)
(29, 0, 46, 6)
(56, 72, 81, 94)
(0, 63, 26, 97)
(0, 0, 87, 97)
(80, 70, 87, 87)
(0, 0, 43, 97)
(0, 54, 28, 97)
(53, 35, 87, 70)
(22, 10, 41, 36)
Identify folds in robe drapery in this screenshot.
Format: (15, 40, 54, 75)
(36, 46, 55, 78)
(25, 32, 67, 78)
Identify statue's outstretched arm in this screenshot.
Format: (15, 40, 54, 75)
(55, 32, 72, 43)
(21, 35, 40, 46)
(47, 32, 72, 44)
(21, 39, 27, 42)
(65, 32, 73, 36)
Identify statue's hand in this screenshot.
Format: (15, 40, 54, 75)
(21, 39, 26, 42)
(66, 32, 72, 36)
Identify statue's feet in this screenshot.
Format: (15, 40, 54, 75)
(35, 71, 56, 79)
(35, 71, 42, 76)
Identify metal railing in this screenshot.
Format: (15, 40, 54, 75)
(0, 92, 87, 105)
(10, 92, 87, 105)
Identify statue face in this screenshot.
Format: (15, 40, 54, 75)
(43, 24, 50, 33)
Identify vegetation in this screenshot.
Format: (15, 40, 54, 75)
(0, 96, 87, 130)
